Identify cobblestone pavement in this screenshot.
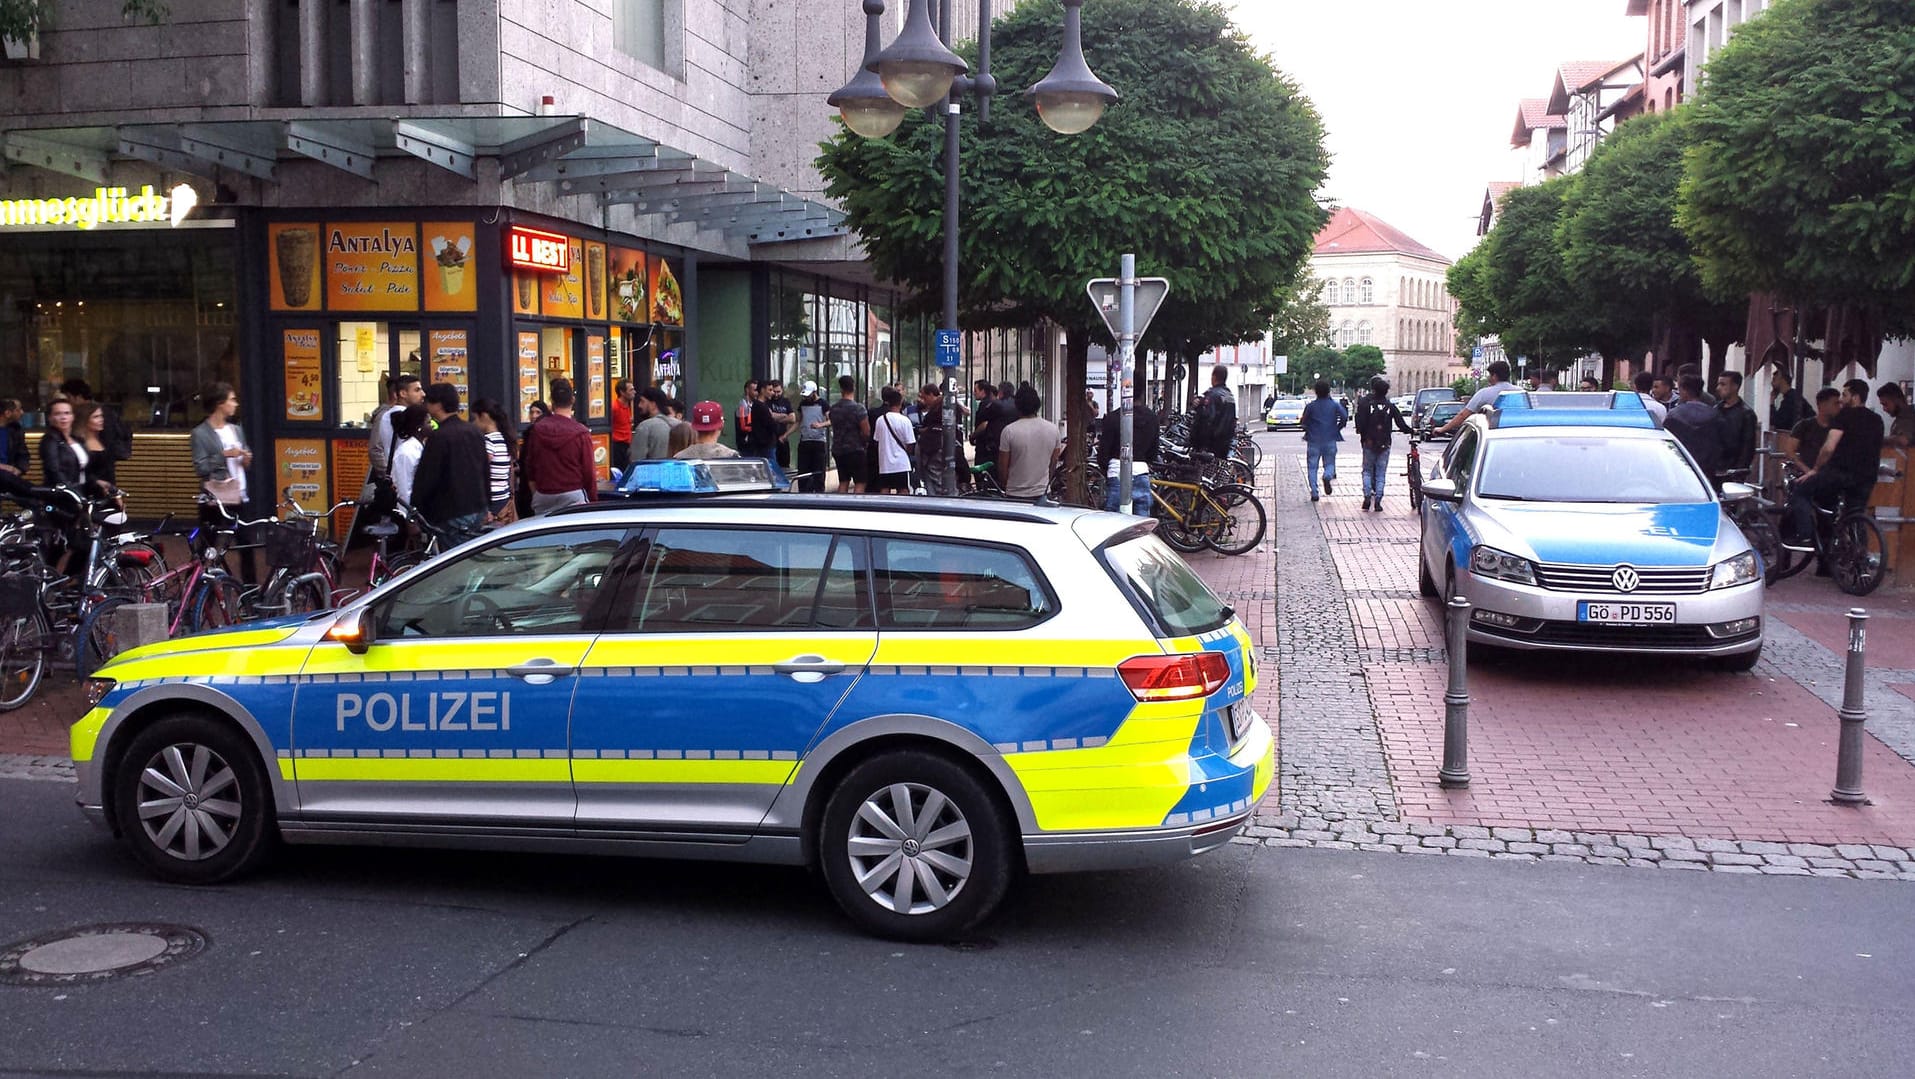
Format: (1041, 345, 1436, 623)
(1202, 434, 1915, 882)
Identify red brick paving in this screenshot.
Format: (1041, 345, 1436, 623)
(1774, 608, 1915, 671)
(0, 684, 80, 757)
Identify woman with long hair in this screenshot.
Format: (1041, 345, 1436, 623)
(71, 401, 117, 492)
(471, 397, 519, 523)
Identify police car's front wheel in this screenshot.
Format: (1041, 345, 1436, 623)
(819, 751, 1013, 941)
(113, 716, 275, 884)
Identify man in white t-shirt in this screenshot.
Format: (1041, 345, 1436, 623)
(871, 386, 917, 493)
(1437, 359, 1512, 437)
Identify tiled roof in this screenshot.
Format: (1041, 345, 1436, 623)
(1511, 98, 1566, 146)
(1547, 58, 1642, 113)
(1313, 207, 1448, 263)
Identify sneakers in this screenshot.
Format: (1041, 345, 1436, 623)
(1311, 493, 1320, 502)
(1361, 495, 1372, 511)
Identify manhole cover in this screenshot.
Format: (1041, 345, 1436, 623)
(0, 923, 207, 986)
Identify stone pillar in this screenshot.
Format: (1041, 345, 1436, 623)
(349, 0, 379, 105)
(298, 0, 327, 106)
(402, 0, 430, 104)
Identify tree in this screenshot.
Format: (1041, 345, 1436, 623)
(1679, 0, 1915, 355)
(1466, 178, 1594, 371)
(818, 0, 1329, 495)
(1267, 272, 1332, 359)
(1558, 109, 1744, 381)
(0, 1, 167, 41)
(1446, 243, 1499, 358)
(1292, 345, 1343, 392)
(1339, 344, 1386, 391)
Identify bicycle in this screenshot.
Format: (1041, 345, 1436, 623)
(74, 497, 251, 678)
(1148, 459, 1266, 556)
(1406, 439, 1424, 512)
(1768, 472, 1889, 596)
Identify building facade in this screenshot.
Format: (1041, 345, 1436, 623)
(1629, 0, 1688, 113)
(1310, 208, 1458, 394)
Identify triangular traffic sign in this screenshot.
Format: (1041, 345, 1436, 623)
(1086, 276, 1170, 341)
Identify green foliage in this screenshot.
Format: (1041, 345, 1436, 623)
(1451, 376, 1480, 398)
(816, 0, 1330, 356)
(0, 1, 167, 40)
(1446, 244, 1498, 354)
(1678, 0, 1915, 333)
(1465, 178, 1594, 368)
(1559, 109, 1739, 351)
(1268, 272, 1332, 358)
(1339, 344, 1386, 389)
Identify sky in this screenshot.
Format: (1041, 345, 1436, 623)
(1225, 0, 1647, 262)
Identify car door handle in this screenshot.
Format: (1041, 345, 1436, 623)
(507, 659, 576, 685)
(773, 655, 847, 681)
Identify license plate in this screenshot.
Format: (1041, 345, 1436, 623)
(1230, 699, 1253, 740)
(1578, 601, 1676, 624)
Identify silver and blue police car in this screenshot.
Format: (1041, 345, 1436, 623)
(1415, 392, 1765, 669)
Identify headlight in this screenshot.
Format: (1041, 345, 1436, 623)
(84, 678, 115, 708)
(1709, 551, 1760, 590)
(1469, 545, 1537, 586)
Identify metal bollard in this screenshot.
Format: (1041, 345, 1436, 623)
(1830, 607, 1871, 806)
(1438, 595, 1472, 788)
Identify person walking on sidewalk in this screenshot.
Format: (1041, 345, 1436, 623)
(521, 378, 597, 514)
(1354, 376, 1411, 511)
(1301, 379, 1347, 503)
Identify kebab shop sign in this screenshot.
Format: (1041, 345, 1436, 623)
(508, 226, 570, 274)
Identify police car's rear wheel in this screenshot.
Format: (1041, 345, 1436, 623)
(113, 716, 274, 884)
(820, 751, 1012, 941)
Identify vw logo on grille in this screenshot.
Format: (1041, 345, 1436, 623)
(1612, 565, 1641, 593)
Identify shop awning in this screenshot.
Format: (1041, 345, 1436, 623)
(0, 114, 846, 247)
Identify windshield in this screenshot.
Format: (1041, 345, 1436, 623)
(1477, 436, 1711, 504)
(1102, 533, 1232, 636)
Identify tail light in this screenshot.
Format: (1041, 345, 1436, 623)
(1117, 652, 1230, 702)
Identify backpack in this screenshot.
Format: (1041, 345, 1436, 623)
(1355, 396, 1399, 446)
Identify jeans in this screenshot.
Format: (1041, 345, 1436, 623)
(1786, 469, 1868, 545)
(1103, 469, 1152, 516)
(797, 440, 828, 493)
(1362, 445, 1389, 501)
(1306, 440, 1338, 495)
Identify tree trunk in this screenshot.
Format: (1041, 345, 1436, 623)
(1064, 331, 1090, 506)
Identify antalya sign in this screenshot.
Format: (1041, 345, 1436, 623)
(0, 184, 199, 230)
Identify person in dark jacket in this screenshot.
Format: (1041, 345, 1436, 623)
(1713, 370, 1759, 476)
(1354, 376, 1413, 511)
(0, 398, 29, 478)
(1095, 401, 1162, 515)
(410, 383, 490, 543)
(60, 379, 131, 464)
(1301, 380, 1348, 502)
(1665, 375, 1724, 479)
(520, 378, 597, 514)
(1769, 370, 1809, 435)
(38, 398, 90, 574)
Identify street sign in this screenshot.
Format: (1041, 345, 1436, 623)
(934, 328, 961, 368)
(1273, 354, 1289, 375)
(1086, 276, 1169, 341)
(1471, 345, 1484, 362)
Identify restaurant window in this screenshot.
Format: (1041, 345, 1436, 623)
(0, 230, 238, 430)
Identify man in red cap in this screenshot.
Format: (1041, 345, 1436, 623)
(674, 401, 742, 460)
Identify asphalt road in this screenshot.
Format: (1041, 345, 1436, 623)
(3, 779, 1912, 1078)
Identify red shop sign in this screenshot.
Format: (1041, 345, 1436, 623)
(507, 226, 571, 273)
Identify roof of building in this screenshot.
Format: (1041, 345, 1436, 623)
(1547, 57, 1644, 113)
(1625, 0, 1649, 16)
(1511, 98, 1567, 146)
(1478, 181, 1523, 235)
(1313, 207, 1449, 263)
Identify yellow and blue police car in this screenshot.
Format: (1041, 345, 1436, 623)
(72, 460, 1272, 939)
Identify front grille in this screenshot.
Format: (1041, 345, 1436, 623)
(1532, 561, 1711, 594)
(1480, 619, 1760, 650)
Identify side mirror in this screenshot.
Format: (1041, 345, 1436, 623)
(1719, 482, 1757, 504)
(326, 607, 376, 655)
(1422, 478, 1463, 503)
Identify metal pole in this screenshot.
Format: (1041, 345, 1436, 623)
(1438, 594, 1471, 788)
(1830, 607, 1870, 805)
(1117, 252, 1136, 513)
(940, 0, 962, 495)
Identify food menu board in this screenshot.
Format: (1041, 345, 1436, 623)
(326, 222, 420, 312)
(651, 255, 684, 325)
(275, 440, 330, 516)
(609, 247, 648, 323)
(430, 329, 470, 417)
(282, 329, 323, 421)
(269, 223, 322, 311)
(587, 335, 607, 420)
(584, 242, 608, 322)
(330, 439, 369, 535)
(592, 434, 611, 484)
(422, 222, 477, 312)
(518, 331, 541, 422)
(541, 237, 586, 319)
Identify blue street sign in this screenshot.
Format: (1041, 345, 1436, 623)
(935, 328, 962, 368)
(1471, 345, 1484, 361)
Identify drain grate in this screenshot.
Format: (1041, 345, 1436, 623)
(0, 923, 207, 986)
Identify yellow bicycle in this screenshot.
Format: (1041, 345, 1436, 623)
(1148, 473, 1266, 555)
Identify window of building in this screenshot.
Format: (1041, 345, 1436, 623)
(1359, 278, 1373, 305)
(1341, 278, 1356, 306)
(614, 0, 681, 74)
(1357, 321, 1373, 346)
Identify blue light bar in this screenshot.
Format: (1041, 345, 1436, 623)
(1487, 390, 1656, 429)
(616, 458, 786, 494)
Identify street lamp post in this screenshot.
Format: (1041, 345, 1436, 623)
(830, 0, 1116, 494)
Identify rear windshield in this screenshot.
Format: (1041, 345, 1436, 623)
(1102, 533, 1232, 637)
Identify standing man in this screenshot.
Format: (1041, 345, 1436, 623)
(367, 374, 423, 479)
(1301, 379, 1348, 503)
(796, 381, 830, 493)
(1715, 370, 1759, 475)
(1770, 369, 1809, 434)
(631, 387, 674, 461)
(1878, 382, 1912, 450)
(766, 379, 797, 469)
(1354, 376, 1412, 511)
(0, 398, 27, 477)
(997, 383, 1059, 502)
(1437, 359, 1511, 436)
(1787, 379, 1884, 556)
(1632, 371, 1668, 426)
(870, 387, 917, 493)
(60, 379, 131, 466)
(520, 378, 597, 513)
(828, 375, 871, 493)
(915, 383, 962, 497)
(610, 378, 636, 475)
(1666, 375, 1725, 479)
(1579, 375, 1601, 391)
(411, 383, 491, 544)
(734, 379, 758, 452)
(1650, 374, 1677, 413)
(674, 402, 743, 460)
(1095, 393, 1161, 516)
(1194, 365, 1238, 459)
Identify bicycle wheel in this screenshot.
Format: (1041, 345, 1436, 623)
(1406, 459, 1424, 512)
(1083, 470, 1107, 510)
(0, 609, 49, 711)
(76, 594, 133, 679)
(1832, 514, 1887, 596)
(1736, 516, 1787, 586)
(1203, 484, 1268, 555)
(188, 575, 244, 633)
(1153, 488, 1206, 552)
(286, 576, 328, 616)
